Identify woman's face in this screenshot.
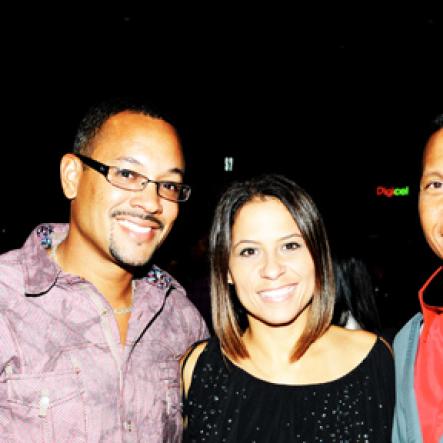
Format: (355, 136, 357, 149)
(228, 197, 316, 327)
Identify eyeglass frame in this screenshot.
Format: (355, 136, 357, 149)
(75, 153, 191, 202)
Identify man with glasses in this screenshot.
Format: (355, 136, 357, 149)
(0, 98, 209, 442)
(392, 114, 443, 443)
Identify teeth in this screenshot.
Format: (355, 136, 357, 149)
(118, 219, 153, 234)
(260, 286, 293, 300)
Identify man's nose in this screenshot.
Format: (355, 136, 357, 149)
(129, 182, 163, 214)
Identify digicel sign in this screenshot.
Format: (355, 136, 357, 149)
(376, 186, 410, 197)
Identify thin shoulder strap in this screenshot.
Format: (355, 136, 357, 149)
(378, 335, 393, 356)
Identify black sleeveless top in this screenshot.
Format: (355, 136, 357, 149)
(183, 336, 394, 442)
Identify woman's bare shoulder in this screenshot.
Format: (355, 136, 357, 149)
(180, 340, 209, 396)
(329, 326, 377, 365)
(326, 325, 377, 353)
(310, 326, 379, 379)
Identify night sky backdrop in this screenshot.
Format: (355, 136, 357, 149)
(1, 6, 442, 329)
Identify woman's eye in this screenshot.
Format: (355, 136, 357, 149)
(283, 242, 300, 251)
(239, 248, 257, 257)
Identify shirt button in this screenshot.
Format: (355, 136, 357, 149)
(123, 420, 133, 432)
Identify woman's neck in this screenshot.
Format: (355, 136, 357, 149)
(243, 307, 309, 361)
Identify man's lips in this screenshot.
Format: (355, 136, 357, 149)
(113, 211, 163, 227)
(112, 212, 163, 238)
(116, 219, 158, 234)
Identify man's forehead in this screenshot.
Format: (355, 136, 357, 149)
(103, 111, 170, 132)
(423, 129, 443, 164)
(92, 112, 181, 153)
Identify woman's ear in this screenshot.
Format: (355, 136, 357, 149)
(227, 270, 233, 285)
(60, 154, 83, 200)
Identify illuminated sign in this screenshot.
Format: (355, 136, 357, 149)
(376, 186, 409, 198)
(224, 157, 234, 172)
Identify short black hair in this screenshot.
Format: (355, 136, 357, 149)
(431, 113, 443, 131)
(73, 96, 177, 155)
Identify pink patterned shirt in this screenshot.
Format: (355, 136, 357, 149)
(0, 224, 208, 442)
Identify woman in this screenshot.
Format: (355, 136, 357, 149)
(332, 255, 382, 333)
(182, 174, 394, 442)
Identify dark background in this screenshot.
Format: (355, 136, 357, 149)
(1, 6, 442, 332)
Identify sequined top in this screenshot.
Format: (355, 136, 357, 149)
(183, 336, 394, 443)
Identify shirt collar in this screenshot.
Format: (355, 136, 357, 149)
(21, 223, 67, 295)
(21, 223, 175, 296)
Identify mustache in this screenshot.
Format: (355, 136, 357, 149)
(111, 210, 164, 229)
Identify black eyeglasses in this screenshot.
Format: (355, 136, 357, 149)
(76, 154, 191, 202)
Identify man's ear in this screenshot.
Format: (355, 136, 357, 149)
(60, 154, 83, 200)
